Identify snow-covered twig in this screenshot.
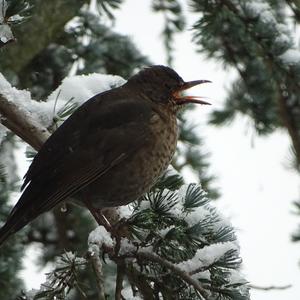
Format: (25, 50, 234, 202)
(88, 226, 115, 300)
(135, 251, 210, 299)
(0, 93, 50, 150)
(87, 244, 106, 300)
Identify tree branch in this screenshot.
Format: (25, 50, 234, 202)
(135, 251, 210, 299)
(222, 0, 300, 166)
(0, 93, 50, 150)
(115, 264, 125, 300)
(0, 0, 87, 76)
(249, 284, 292, 291)
(88, 244, 106, 300)
(124, 263, 155, 300)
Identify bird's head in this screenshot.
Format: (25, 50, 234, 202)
(126, 65, 211, 110)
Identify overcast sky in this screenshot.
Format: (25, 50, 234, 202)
(20, 1, 300, 299)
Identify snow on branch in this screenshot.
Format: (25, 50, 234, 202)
(83, 179, 250, 299)
(0, 72, 125, 149)
(23, 178, 249, 299)
(0, 73, 50, 149)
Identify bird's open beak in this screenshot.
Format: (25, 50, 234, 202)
(173, 80, 211, 105)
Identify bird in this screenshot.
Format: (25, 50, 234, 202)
(0, 65, 210, 245)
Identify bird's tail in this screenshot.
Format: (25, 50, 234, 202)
(0, 210, 30, 246)
(0, 185, 42, 247)
(0, 222, 15, 246)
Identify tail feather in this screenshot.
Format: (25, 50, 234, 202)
(0, 217, 24, 246)
(0, 223, 14, 246)
(0, 185, 42, 246)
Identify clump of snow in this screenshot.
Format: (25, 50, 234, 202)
(22, 289, 39, 300)
(279, 49, 300, 66)
(183, 205, 210, 227)
(243, 2, 271, 21)
(164, 165, 181, 177)
(0, 72, 126, 130)
(139, 245, 154, 255)
(158, 225, 175, 238)
(228, 269, 248, 285)
(0, 24, 13, 43)
(0, 73, 32, 103)
(56, 251, 87, 268)
(191, 270, 210, 281)
(0, 72, 54, 128)
(176, 242, 239, 273)
(117, 205, 133, 219)
(121, 286, 142, 300)
(88, 225, 114, 248)
(47, 73, 125, 106)
(119, 237, 136, 256)
(138, 197, 152, 211)
(275, 24, 293, 49)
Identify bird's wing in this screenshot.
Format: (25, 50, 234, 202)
(9, 88, 153, 224)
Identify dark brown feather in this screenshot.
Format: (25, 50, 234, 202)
(5, 87, 153, 238)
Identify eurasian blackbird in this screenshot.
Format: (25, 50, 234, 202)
(0, 65, 210, 245)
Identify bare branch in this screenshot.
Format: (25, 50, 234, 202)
(249, 284, 292, 291)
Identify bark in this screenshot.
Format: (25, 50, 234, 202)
(0, 93, 50, 149)
(0, 0, 86, 76)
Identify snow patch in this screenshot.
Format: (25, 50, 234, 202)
(279, 49, 300, 66)
(117, 205, 133, 219)
(88, 226, 114, 248)
(121, 286, 142, 300)
(0, 72, 126, 131)
(119, 238, 136, 255)
(47, 73, 125, 106)
(176, 242, 239, 273)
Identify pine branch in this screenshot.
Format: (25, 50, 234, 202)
(135, 251, 210, 299)
(124, 264, 155, 300)
(222, 0, 300, 166)
(193, 0, 300, 167)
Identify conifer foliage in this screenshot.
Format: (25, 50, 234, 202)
(21, 172, 249, 299)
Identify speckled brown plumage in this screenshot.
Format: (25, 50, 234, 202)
(0, 65, 210, 245)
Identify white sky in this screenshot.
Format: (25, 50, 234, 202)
(20, 1, 300, 299)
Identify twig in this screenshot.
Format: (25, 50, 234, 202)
(115, 264, 125, 300)
(249, 284, 292, 291)
(124, 263, 155, 300)
(88, 244, 106, 300)
(0, 93, 50, 150)
(135, 251, 209, 299)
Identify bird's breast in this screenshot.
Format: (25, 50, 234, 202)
(83, 111, 178, 208)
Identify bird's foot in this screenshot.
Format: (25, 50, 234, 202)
(85, 201, 112, 232)
(111, 218, 130, 238)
